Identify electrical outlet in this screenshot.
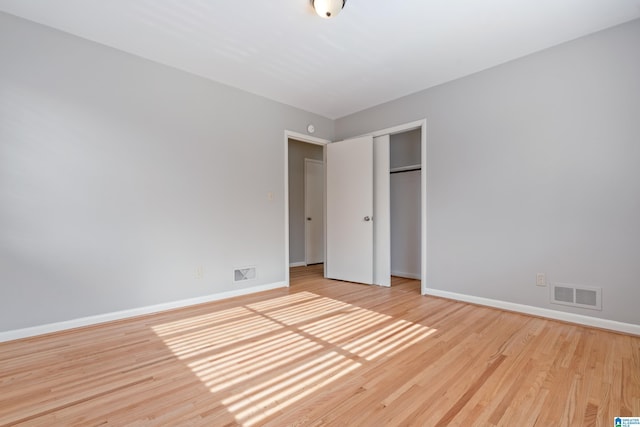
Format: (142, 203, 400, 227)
(536, 273, 546, 287)
(195, 266, 204, 280)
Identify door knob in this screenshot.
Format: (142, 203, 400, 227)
(364, 216, 371, 222)
(307, 217, 312, 221)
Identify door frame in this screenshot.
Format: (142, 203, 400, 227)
(284, 119, 426, 294)
(284, 130, 330, 287)
(304, 158, 324, 265)
(354, 119, 427, 295)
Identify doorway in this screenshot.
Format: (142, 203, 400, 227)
(390, 129, 422, 282)
(364, 119, 427, 294)
(283, 120, 426, 294)
(284, 132, 329, 286)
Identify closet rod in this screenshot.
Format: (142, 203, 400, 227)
(390, 166, 421, 174)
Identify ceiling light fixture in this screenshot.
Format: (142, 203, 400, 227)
(312, 0, 346, 19)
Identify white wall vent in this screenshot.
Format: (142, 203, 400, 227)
(234, 266, 256, 283)
(550, 283, 602, 311)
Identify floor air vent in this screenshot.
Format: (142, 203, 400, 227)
(550, 283, 601, 311)
(234, 266, 256, 282)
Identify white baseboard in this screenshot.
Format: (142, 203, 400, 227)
(0, 281, 287, 343)
(5, 282, 635, 343)
(391, 271, 421, 280)
(289, 262, 307, 267)
(423, 288, 640, 336)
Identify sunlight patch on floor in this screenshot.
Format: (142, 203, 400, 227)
(152, 291, 436, 426)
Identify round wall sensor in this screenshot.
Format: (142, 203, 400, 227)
(307, 124, 315, 134)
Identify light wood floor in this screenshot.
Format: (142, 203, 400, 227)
(1, 264, 638, 426)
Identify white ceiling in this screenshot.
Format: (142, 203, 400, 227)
(1, 0, 639, 119)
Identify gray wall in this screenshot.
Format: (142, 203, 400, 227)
(390, 129, 421, 169)
(0, 13, 334, 332)
(2, 11, 638, 332)
(337, 19, 640, 325)
(288, 139, 323, 265)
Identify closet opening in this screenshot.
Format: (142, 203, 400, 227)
(389, 129, 422, 290)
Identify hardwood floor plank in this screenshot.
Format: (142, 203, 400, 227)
(0, 265, 638, 426)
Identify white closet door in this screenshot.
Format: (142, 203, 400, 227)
(326, 136, 374, 285)
(373, 135, 390, 287)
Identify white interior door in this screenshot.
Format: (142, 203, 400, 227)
(326, 136, 374, 284)
(305, 159, 324, 265)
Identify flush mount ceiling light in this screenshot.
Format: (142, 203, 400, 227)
(312, 0, 346, 19)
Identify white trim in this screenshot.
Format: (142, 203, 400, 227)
(0, 281, 287, 343)
(391, 271, 421, 280)
(423, 288, 640, 336)
(286, 130, 331, 146)
(421, 121, 427, 296)
(371, 120, 425, 138)
(289, 262, 307, 267)
(352, 119, 425, 139)
(284, 130, 330, 287)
